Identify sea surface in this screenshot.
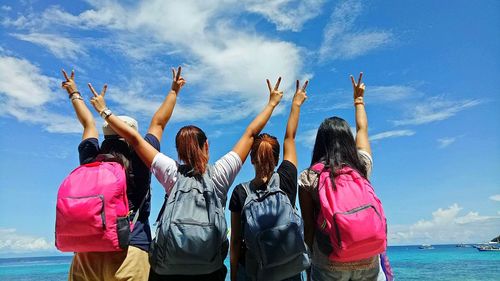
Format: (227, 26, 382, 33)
(1, 245, 499, 281)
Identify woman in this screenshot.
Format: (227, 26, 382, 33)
(88, 71, 284, 281)
(299, 73, 380, 281)
(229, 80, 309, 281)
(61, 67, 184, 281)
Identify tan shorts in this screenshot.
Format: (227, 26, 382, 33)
(68, 246, 150, 281)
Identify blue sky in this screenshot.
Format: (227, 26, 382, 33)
(0, 0, 499, 256)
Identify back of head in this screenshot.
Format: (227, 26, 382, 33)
(251, 133, 280, 178)
(175, 125, 208, 176)
(311, 117, 367, 178)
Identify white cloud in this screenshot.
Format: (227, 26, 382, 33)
(370, 130, 415, 141)
(437, 137, 456, 148)
(244, 0, 326, 32)
(319, 0, 393, 61)
(298, 128, 318, 148)
(4, 1, 306, 123)
(394, 98, 481, 126)
(11, 33, 86, 60)
(489, 194, 500, 202)
(1, 5, 12, 12)
(0, 54, 81, 133)
(389, 204, 500, 245)
(0, 228, 53, 253)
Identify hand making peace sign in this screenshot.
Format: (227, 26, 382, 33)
(293, 80, 309, 106)
(88, 83, 108, 114)
(61, 69, 78, 96)
(350, 72, 365, 102)
(171, 66, 186, 94)
(266, 77, 284, 107)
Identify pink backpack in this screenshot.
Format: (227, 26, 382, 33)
(55, 156, 135, 252)
(310, 163, 387, 262)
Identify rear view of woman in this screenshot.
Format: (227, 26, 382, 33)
(230, 80, 310, 281)
(88, 70, 284, 281)
(299, 73, 386, 281)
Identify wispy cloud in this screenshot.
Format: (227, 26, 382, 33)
(11, 33, 86, 60)
(319, 0, 393, 61)
(4, 1, 307, 123)
(0, 228, 53, 253)
(489, 194, 500, 202)
(370, 129, 415, 141)
(244, 0, 326, 32)
(0, 54, 81, 133)
(437, 137, 457, 148)
(394, 98, 481, 126)
(389, 204, 500, 245)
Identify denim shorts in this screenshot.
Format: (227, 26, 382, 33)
(311, 265, 379, 281)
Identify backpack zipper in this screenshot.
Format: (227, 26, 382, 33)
(66, 194, 106, 229)
(332, 204, 381, 247)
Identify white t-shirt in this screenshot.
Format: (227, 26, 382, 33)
(151, 151, 242, 204)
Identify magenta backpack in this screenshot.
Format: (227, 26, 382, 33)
(310, 163, 387, 262)
(55, 155, 144, 252)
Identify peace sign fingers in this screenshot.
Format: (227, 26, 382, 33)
(170, 66, 186, 94)
(88, 83, 107, 97)
(350, 72, 365, 100)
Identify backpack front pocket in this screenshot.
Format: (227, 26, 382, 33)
(56, 195, 106, 236)
(256, 223, 306, 268)
(165, 222, 219, 265)
(333, 204, 383, 249)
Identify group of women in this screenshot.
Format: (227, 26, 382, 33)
(61, 66, 379, 281)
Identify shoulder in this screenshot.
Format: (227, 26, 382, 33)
(298, 168, 319, 192)
(229, 184, 247, 212)
(78, 138, 100, 165)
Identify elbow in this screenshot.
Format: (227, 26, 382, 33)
(82, 119, 96, 129)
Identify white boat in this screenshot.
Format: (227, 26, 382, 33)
(477, 245, 500, 251)
(419, 244, 434, 250)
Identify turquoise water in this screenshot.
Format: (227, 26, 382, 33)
(1, 245, 499, 280)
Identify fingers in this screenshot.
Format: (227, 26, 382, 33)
(302, 80, 309, 91)
(171, 68, 176, 80)
(176, 66, 182, 81)
(350, 75, 356, 88)
(266, 79, 272, 93)
(62, 69, 70, 81)
(296, 80, 299, 92)
(88, 83, 99, 97)
(70, 70, 75, 80)
(274, 77, 282, 91)
(101, 84, 108, 97)
(357, 72, 363, 86)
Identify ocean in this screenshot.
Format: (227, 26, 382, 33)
(1, 245, 499, 281)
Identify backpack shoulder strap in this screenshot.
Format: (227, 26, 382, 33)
(266, 172, 281, 193)
(310, 162, 326, 173)
(131, 187, 150, 226)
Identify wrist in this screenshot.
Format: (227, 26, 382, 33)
(99, 108, 113, 119)
(267, 102, 279, 108)
(69, 91, 83, 102)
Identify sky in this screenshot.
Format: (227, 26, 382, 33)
(0, 0, 499, 257)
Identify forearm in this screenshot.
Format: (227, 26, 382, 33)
(72, 98, 96, 128)
(355, 97, 368, 131)
(148, 90, 177, 140)
(285, 104, 301, 140)
(104, 114, 143, 146)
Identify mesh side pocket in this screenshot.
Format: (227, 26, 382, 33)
(117, 217, 130, 249)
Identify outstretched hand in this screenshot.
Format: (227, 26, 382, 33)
(266, 77, 283, 107)
(350, 72, 365, 101)
(171, 66, 186, 94)
(293, 80, 309, 106)
(88, 83, 108, 114)
(61, 69, 77, 95)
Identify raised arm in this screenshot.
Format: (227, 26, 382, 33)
(350, 72, 371, 155)
(232, 77, 283, 163)
(88, 84, 159, 168)
(61, 69, 98, 140)
(147, 66, 186, 141)
(283, 80, 308, 167)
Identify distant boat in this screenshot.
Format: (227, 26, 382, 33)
(456, 243, 471, 248)
(477, 245, 500, 252)
(419, 244, 434, 250)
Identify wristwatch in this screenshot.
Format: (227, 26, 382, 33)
(100, 108, 112, 119)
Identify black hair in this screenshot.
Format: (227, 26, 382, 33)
(311, 117, 368, 186)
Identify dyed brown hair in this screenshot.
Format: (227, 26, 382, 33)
(250, 133, 280, 177)
(175, 125, 208, 175)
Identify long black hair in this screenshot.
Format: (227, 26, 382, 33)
(311, 117, 368, 184)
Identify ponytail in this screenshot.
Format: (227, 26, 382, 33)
(175, 125, 208, 175)
(250, 133, 280, 178)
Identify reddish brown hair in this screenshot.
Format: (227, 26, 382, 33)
(175, 125, 208, 175)
(250, 133, 280, 177)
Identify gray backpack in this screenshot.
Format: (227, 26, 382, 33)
(241, 173, 310, 281)
(150, 165, 228, 275)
